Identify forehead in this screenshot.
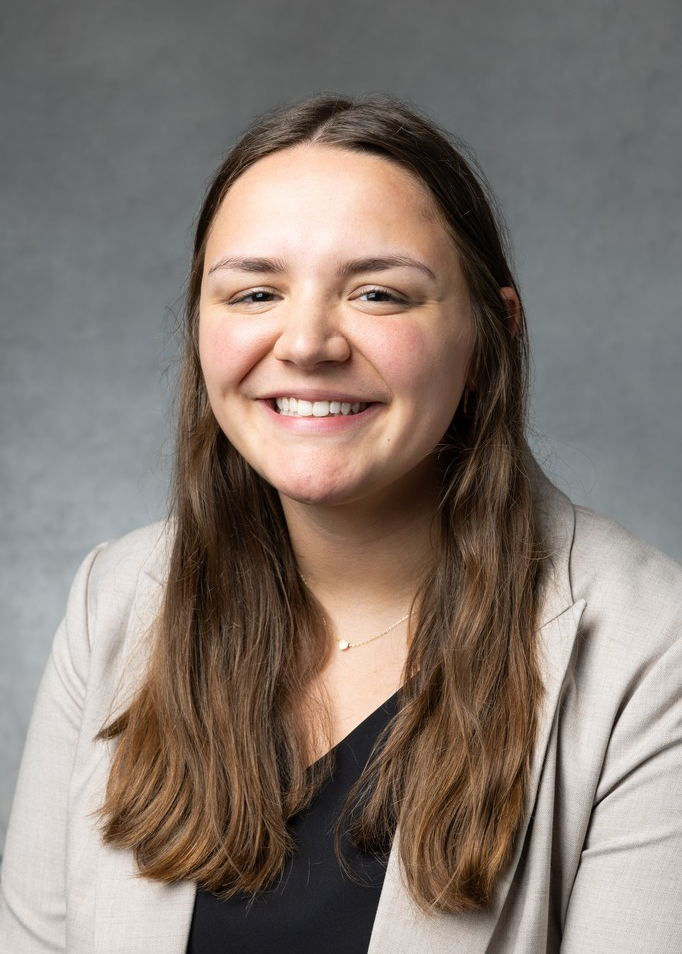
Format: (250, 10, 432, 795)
(230, 143, 435, 205)
(205, 144, 455, 262)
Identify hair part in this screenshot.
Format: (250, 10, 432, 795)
(98, 94, 546, 912)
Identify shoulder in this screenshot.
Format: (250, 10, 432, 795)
(86, 521, 172, 594)
(74, 521, 172, 631)
(550, 498, 681, 759)
(84, 520, 172, 653)
(534, 469, 681, 699)
(569, 505, 681, 650)
(57, 522, 173, 699)
(537, 483, 682, 811)
(533, 463, 680, 644)
(571, 504, 681, 589)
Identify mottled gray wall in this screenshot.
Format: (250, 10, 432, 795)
(2, 0, 681, 849)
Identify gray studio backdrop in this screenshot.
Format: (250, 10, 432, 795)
(2, 0, 681, 851)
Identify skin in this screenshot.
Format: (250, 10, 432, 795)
(198, 144, 480, 747)
(200, 145, 475, 506)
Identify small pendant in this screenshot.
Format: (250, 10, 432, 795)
(338, 639, 350, 651)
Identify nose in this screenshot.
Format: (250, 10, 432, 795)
(272, 299, 351, 370)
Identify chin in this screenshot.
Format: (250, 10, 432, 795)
(271, 471, 361, 507)
(257, 456, 351, 504)
(277, 484, 351, 507)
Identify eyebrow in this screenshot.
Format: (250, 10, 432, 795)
(207, 256, 287, 276)
(206, 255, 436, 281)
(340, 257, 436, 281)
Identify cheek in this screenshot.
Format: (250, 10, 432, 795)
(369, 323, 470, 400)
(198, 313, 270, 389)
(368, 323, 424, 380)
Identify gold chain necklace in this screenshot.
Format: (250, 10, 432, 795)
(298, 572, 411, 651)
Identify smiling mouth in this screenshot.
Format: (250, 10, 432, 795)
(275, 397, 370, 418)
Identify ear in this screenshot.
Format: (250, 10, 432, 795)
(499, 286, 522, 337)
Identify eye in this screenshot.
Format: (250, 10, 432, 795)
(228, 288, 279, 305)
(355, 286, 408, 304)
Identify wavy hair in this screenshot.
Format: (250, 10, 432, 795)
(98, 95, 546, 912)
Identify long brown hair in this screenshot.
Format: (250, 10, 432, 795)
(99, 96, 546, 912)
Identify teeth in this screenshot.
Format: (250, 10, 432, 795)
(275, 397, 369, 418)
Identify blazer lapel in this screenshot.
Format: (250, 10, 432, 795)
(93, 559, 199, 954)
(368, 477, 585, 953)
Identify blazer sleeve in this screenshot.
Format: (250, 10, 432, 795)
(560, 612, 682, 951)
(0, 542, 108, 953)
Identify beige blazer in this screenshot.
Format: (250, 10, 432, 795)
(1, 476, 681, 952)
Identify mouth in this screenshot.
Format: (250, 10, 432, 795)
(274, 397, 370, 418)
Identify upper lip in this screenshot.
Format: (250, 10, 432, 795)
(259, 388, 380, 403)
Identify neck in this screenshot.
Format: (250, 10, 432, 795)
(281, 490, 437, 619)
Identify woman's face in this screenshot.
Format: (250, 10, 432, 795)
(199, 144, 475, 509)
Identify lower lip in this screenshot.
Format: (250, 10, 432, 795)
(260, 400, 380, 433)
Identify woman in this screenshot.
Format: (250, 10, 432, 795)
(1, 96, 680, 953)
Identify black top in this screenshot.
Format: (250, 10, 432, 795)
(186, 693, 398, 954)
